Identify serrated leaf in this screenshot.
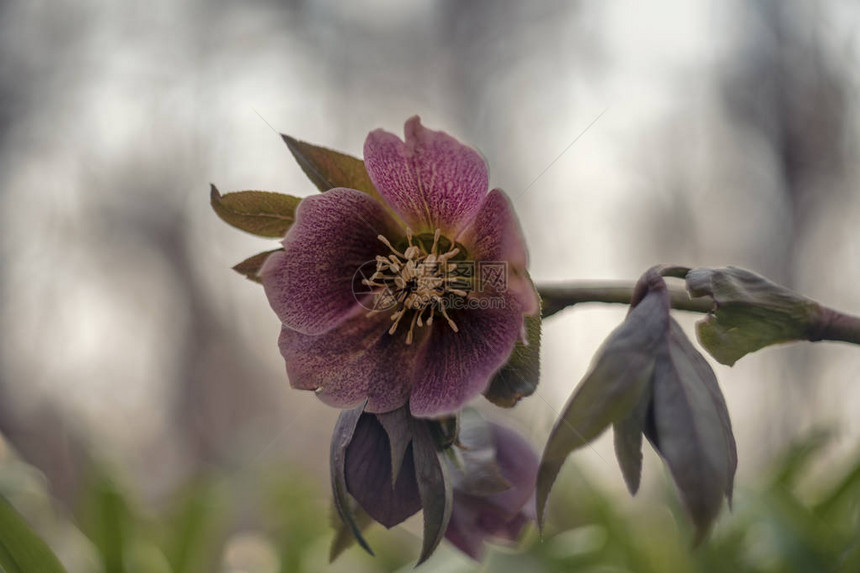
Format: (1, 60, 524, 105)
(484, 313, 542, 408)
(536, 281, 669, 528)
(210, 185, 300, 238)
(330, 402, 374, 557)
(410, 418, 453, 566)
(282, 135, 382, 201)
(232, 249, 282, 283)
(0, 495, 68, 573)
(686, 266, 824, 365)
(648, 319, 735, 544)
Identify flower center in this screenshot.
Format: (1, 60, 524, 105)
(363, 228, 468, 344)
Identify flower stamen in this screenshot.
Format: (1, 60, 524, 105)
(363, 228, 468, 343)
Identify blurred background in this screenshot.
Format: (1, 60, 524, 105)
(1, 0, 860, 571)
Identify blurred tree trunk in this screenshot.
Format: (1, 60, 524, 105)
(721, 0, 850, 442)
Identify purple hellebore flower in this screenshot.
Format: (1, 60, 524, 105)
(344, 410, 422, 529)
(261, 117, 538, 418)
(339, 408, 538, 561)
(444, 422, 539, 560)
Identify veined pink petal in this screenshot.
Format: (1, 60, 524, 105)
(363, 116, 489, 235)
(409, 295, 524, 418)
(458, 188, 539, 316)
(278, 312, 430, 413)
(260, 188, 401, 335)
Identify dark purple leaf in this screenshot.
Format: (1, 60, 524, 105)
(329, 498, 374, 562)
(330, 403, 373, 556)
(345, 414, 421, 528)
(537, 275, 670, 528)
(613, 392, 651, 495)
(410, 418, 453, 565)
(375, 406, 413, 486)
(648, 319, 735, 544)
(672, 320, 738, 505)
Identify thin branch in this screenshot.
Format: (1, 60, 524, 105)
(537, 281, 860, 348)
(813, 307, 860, 346)
(537, 281, 713, 318)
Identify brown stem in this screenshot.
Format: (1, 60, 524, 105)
(812, 307, 860, 346)
(537, 281, 713, 318)
(538, 281, 860, 348)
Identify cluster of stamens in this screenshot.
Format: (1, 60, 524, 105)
(363, 228, 468, 344)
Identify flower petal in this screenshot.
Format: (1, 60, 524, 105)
(446, 498, 530, 560)
(485, 424, 539, 516)
(444, 500, 492, 560)
(363, 116, 488, 234)
(409, 295, 524, 418)
(458, 189, 539, 316)
(278, 312, 429, 413)
(260, 188, 401, 335)
(345, 413, 422, 528)
(444, 423, 538, 560)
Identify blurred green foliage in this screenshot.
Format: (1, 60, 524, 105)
(0, 429, 858, 573)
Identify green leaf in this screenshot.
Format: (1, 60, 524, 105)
(85, 474, 131, 573)
(410, 418, 453, 566)
(686, 266, 824, 366)
(163, 481, 222, 573)
(281, 135, 383, 201)
(329, 402, 374, 558)
(210, 185, 301, 238)
(647, 319, 735, 544)
(231, 249, 282, 284)
(814, 447, 860, 518)
(769, 429, 831, 490)
(839, 535, 860, 573)
(484, 313, 542, 408)
(0, 495, 67, 573)
(537, 280, 669, 529)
